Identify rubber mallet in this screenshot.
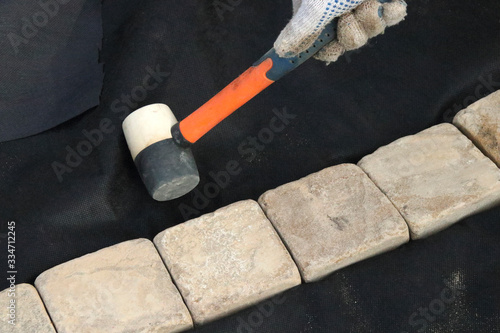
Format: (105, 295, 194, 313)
(123, 21, 337, 201)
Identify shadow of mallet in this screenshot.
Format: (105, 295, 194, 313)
(122, 21, 337, 201)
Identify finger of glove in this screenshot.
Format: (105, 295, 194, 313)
(315, 0, 407, 63)
(337, 12, 368, 51)
(313, 41, 345, 64)
(274, 0, 365, 57)
(314, 4, 377, 63)
(354, 0, 386, 38)
(382, 0, 407, 26)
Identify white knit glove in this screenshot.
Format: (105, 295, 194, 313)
(275, 0, 408, 63)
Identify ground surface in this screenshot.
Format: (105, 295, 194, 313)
(0, 0, 499, 332)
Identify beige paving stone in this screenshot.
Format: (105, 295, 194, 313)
(154, 200, 301, 325)
(0, 283, 56, 333)
(258, 163, 409, 282)
(453, 90, 500, 167)
(35, 238, 193, 333)
(358, 123, 500, 239)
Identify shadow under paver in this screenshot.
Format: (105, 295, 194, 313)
(35, 239, 193, 333)
(154, 200, 301, 325)
(358, 123, 500, 239)
(0, 283, 56, 333)
(454, 90, 500, 167)
(259, 163, 409, 282)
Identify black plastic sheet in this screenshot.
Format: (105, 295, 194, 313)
(0, 0, 499, 332)
(0, 0, 103, 142)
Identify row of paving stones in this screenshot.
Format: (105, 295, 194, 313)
(1, 91, 499, 332)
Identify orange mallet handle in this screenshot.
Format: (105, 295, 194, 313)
(172, 21, 337, 146)
(180, 58, 274, 143)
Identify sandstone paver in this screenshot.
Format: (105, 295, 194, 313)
(358, 123, 500, 239)
(454, 90, 500, 167)
(0, 283, 56, 333)
(154, 200, 301, 324)
(35, 238, 193, 333)
(259, 164, 409, 282)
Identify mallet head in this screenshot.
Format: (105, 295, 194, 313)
(122, 104, 199, 201)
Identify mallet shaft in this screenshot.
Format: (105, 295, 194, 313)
(176, 20, 338, 145)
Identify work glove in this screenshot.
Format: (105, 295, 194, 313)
(274, 0, 408, 64)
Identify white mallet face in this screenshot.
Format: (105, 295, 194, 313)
(122, 104, 199, 201)
(122, 103, 179, 160)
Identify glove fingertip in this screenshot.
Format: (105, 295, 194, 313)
(382, 0, 408, 26)
(314, 40, 345, 64)
(354, 0, 387, 38)
(337, 12, 369, 51)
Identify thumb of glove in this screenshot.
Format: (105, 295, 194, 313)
(274, 0, 366, 57)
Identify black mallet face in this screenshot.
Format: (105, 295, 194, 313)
(122, 104, 199, 201)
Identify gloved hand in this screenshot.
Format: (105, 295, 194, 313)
(274, 0, 408, 64)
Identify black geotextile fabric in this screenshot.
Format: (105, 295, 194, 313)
(0, 0, 103, 142)
(0, 0, 499, 332)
